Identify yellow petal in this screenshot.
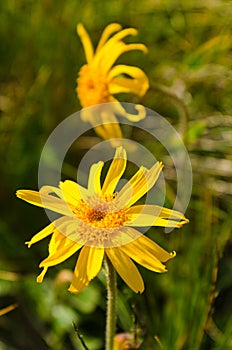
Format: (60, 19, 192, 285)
(135, 233, 176, 262)
(48, 225, 81, 254)
(106, 247, 144, 293)
(106, 27, 138, 44)
(120, 244, 166, 272)
(96, 23, 122, 52)
(120, 231, 175, 272)
(51, 217, 89, 245)
(117, 162, 163, 207)
(94, 123, 123, 141)
(94, 28, 138, 67)
(129, 217, 184, 228)
(37, 267, 48, 283)
(102, 146, 127, 195)
(93, 27, 146, 72)
(59, 180, 88, 206)
(126, 205, 189, 228)
(109, 65, 149, 96)
(96, 42, 147, 74)
(16, 190, 75, 217)
(127, 204, 188, 220)
(39, 236, 82, 268)
(86, 247, 104, 279)
(116, 166, 147, 206)
(69, 246, 104, 294)
(77, 23, 94, 63)
(25, 216, 88, 249)
(110, 75, 148, 97)
(95, 107, 123, 140)
(39, 185, 64, 199)
(88, 161, 104, 195)
(25, 221, 55, 248)
(80, 106, 97, 123)
(111, 99, 147, 122)
(80, 103, 123, 140)
(48, 230, 65, 254)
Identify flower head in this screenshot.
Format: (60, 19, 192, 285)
(76, 23, 149, 139)
(16, 147, 188, 294)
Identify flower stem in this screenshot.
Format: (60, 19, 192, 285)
(104, 256, 117, 350)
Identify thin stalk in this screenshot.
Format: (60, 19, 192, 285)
(104, 256, 117, 350)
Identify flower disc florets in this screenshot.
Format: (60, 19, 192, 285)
(73, 193, 128, 229)
(77, 65, 110, 107)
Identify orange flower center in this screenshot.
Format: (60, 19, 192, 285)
(73, 194, 128, 229)
(76, 64, 110, 107)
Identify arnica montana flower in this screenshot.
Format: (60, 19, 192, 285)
(76, 23, 149, 140)
(16, 147, 188, 294)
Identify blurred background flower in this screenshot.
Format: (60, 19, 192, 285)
(76, 23, 149, 140)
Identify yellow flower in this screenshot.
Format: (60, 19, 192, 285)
(16, 147, 188, 294)
(76, 23, 149, 139)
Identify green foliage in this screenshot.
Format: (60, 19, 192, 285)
(0, 1, 231, 349)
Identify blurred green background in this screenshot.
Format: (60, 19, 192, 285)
(0, 0, 231, 349)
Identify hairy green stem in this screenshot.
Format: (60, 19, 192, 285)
(105, 256, 117, 350)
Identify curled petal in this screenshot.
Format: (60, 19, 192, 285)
(105, 27, 138, 43)
(111, 100, 147, 122)
(93, 26, 147, 72)
(95, 42, 147, 74)
(109, 65, 149, 96)
(94, 28, 140, 68)
(96, 23, 122, 52)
